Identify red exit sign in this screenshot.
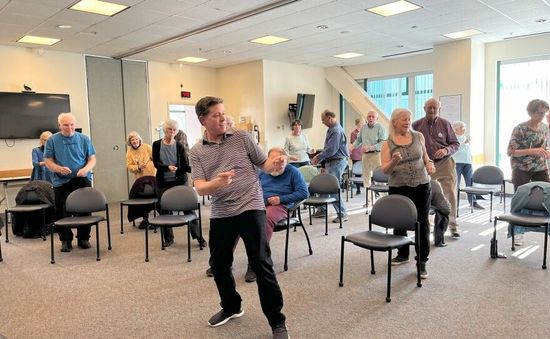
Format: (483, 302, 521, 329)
(180, 91, 191, 98)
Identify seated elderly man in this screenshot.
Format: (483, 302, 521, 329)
(259, 147, 309, 241)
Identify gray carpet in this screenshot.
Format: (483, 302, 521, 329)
(1, 193, 549, 339)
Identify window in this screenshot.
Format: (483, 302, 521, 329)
(362, 73, 432, 120)
(497, 57, 550, 177)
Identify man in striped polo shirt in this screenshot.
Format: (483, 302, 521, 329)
(190, 96, 289, 339)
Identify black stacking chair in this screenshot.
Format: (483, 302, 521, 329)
(349, 161, 363, 200)
(146, 185, 203, 263)
(491, 184, 549, 269)
(273, 199, 312, 271)
(51, 187, 111, 264)
(120, 183, 158, 234)
(5, 190, 51, 242)
(365, 167, 389, 214)
(457, 165, 504, 222)
(302, 173, 342, 235)
(339, 194, 421, 302)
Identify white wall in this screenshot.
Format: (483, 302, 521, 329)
(262, 60, 336, 150)
(0, 46, 88, 171)
(217, 61, 265, 144)
(147, 61, 217, 144)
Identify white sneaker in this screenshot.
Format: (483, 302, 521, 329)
(514, 234, 524, 246)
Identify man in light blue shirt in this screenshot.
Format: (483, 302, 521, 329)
(45, 113, 96, 252)
(352, 110, 387, 189)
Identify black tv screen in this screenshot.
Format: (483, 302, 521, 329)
(296, 93, 315, 129)
(0, 92, 70, 139)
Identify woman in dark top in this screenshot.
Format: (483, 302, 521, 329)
(152, 119, 206, 247)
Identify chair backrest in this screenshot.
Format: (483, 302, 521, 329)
(351, 161, 362, 176)
(370, 194, 417, 231)
(371, 167, 389, 184)
(472, 165, 504, 185)
(24, 190, 42, 203)
(298, 165, 319, 184)
(308, 173, 340, 195)
(137, 183, 156, 198)
(66, 187, 107, 213)
(160, 185, 198, 212)
(524, 186, 546, 211)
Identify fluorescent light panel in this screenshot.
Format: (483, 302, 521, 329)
(368, 0, 421, 16)
(250, 35, 289, 45)
(178, 57, 208, 63)
(333, 52, 363, 59)
(70, 0, 128, 16)
(443, 29, 483, 39)
(17, 35, 60, 46)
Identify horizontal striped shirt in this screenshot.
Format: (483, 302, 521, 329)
(190, 129, 267, 218)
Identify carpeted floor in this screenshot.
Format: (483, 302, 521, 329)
(1, 193, 549, 339)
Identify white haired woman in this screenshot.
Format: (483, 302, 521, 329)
(381, 108, 435, 279)
(152, 119, 206, 247)
(452, 121, 482, 209)
(126, 131, 156, 179)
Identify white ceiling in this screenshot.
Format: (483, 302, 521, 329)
(1, 0, 550, 68)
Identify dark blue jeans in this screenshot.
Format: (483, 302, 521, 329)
(209, 210, 285, 329)
(455, 162, 476, 205)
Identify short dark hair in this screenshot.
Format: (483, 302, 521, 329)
(291, 119, 302, 128)
(195, 96, 224, 119)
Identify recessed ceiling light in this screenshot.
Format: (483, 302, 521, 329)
(316, 25, 329, 30)
(443, 28, 483, 39)
(17, 35, 61, 46)
(57, 24, 72, 29)
(333, 52, 363, 59)
(70, 0, 128, 16)
(177, 57, 208, 63)
(250, 35, 289, 45)
(367, 0, 421, 17)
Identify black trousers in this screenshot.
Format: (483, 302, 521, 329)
(389, 183, 431, 262)
(157, 181, 201, 242)
(54, 177, 92, 242)
(209, 210, 285, 329)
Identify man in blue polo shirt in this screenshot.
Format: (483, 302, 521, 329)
(45, 113, 96, 252)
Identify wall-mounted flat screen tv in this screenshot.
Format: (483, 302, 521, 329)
(296, 93, 315, 129)
(0, 92, 70, 139)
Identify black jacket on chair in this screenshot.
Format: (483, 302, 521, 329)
(127, 176, 158, 222)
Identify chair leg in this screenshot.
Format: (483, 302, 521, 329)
(308, 206, 312, 225)
(0, 237, 3, 262)
(324, 204, 328, 236)
(4, 210, 9, 243)
(338, 236, 345, 287)
(284, 222, 290, 271)
(365, 188, 369, 215)
(543, 224, 548, 269)
(457, 189, 461, 218)
(106, 215, 112, 251)
(301, 224, 313, 255)
(50, 227, 55, 264)
(489, 193, 493, 222)
(120, 203, 124, 234)
(95, 224, 101, 261)
(370, 250, 375, 274)
(338, 194, 342, 229)
(187, 224, 192, 262)
(386, 251, 392, 303)
(161, 227, 165, 250)
(41, 209, 46, 241)
(145, 223, 149, 262)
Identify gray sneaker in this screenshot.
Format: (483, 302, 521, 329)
(311, 210, 326, 218)
(391, 256, 409, 265)
(332, 214, 349, 223)
(272, 324, 289, 339)
(208, 309, 244, 327)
